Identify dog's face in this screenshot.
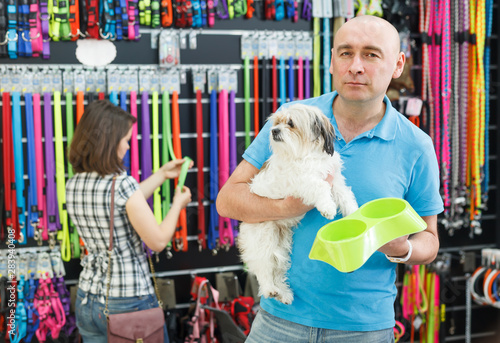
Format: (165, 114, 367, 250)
(268, 104, 335, 157)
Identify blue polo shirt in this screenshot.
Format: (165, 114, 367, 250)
(242, 91, 443, 331)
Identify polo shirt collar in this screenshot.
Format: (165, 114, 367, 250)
(330, 92, 397, 142)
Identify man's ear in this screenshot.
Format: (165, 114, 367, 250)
(392, 52, 406, 79)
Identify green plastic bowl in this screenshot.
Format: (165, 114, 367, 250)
(309, 198, 427, 273)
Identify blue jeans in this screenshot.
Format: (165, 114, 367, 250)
(245, 309, 394, 343)
(75, 288, 169, 343)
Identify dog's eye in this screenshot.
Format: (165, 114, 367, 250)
(288, 119, 294, 128)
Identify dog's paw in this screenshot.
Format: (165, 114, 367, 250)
(260, 285, 281, 300)
(276, 288, 294, 305)
(317, 204, 338, 220)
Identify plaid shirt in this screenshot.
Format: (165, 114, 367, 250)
(66, 172, 154, 301)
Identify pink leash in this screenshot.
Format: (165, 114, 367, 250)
(33, 93, 48, 241)
(218, 89, 234, 249)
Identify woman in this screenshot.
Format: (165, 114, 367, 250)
(66, 100, 192, 342)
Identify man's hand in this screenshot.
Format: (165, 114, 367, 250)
(378, 235, 410, 257)
(281, 196, 314, 218)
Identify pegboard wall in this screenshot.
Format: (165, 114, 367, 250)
(1, 1, 499, 342)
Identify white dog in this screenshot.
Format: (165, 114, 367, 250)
(238, 104, 358, 305)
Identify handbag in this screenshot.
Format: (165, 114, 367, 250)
(105, 177, 165, 343)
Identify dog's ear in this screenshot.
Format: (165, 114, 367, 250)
(312, 115, 335, 156)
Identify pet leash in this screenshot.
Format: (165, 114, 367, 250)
(2, 92, 20, 241)
(288, 55, 295, 102)
(171, 90, 189, 252)
(130, 91, 140, 182)
(272, 54, 278, 112)
(69, 0, 81, 40)
(75, 90, 84, 123)
(297, 54, 303, 100)
(218, 89, 234, 250)
(120, 91, 131, 172)
(84, 0, 99, 38)
(28, 0, 43, 57)
(313, 17, 320, 97)
(440, 0, 452, 215)
(79, 0, 87, 38)
(33, 93, 47, 243)
(279, 55, 286, 105)
(458, 0, 469, 218)
(253, 55, 260, 135)
(115, 0, 124, 38)
(43, 92, 61, 250)
(244, 56, 252, 148)
(65, 92, 75, 179)
(482, 0, 493, 202)
(196, 89, 207, 251)
(447, 0, 459, 229)
(161, 0, 173, 26)
(25, 92, 39, 242)
(161, 91, 174, 258)
(18, 0, 32, 57)
(39, 0, 50, 58)
(141, 91, 154, 208)
(322, 17, 330, 93)
(431, 0, 442, 166)
(6, 0, 18, 59)
(127, 0, 137, 39)
(305, 56, 311, 99)
(424, 0, 435, 144)
(261, 51, 269, 129)
(152, 91, 163, 224)
(0, 3, 7, 58)
(12, 91, 27, 244)
(229, 90, 239, 237)
(109, 90, 118, 105)
(207, 0, 215, 26)
(209, 89, 220, 254)
(66, 90, 81, 257)
(53, 91, 71, 261)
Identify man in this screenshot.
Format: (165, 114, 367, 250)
(217, 15, 443, 342)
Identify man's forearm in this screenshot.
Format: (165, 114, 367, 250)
(407, 230, 440, 265)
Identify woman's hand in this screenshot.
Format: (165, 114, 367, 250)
(172, 186, 192, 209)
(161, 158, 194, 180)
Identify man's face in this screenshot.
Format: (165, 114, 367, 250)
(330, 20, 402, 104)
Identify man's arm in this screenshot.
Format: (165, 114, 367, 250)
(216, 160, 313, 223)
(378, 214, 439, 265)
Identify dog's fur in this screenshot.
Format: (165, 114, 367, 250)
(238, 104, 358, 305)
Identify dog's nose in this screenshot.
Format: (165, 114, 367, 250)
(272, 128, 282, 141)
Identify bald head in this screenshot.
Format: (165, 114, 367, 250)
(335, 15, 401, 60)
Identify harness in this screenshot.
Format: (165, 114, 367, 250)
(34, 275, 66, 342)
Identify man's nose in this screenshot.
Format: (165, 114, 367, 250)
(348, 55, 364, 74)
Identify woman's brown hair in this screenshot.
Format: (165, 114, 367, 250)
(68, 100, 137, 176)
